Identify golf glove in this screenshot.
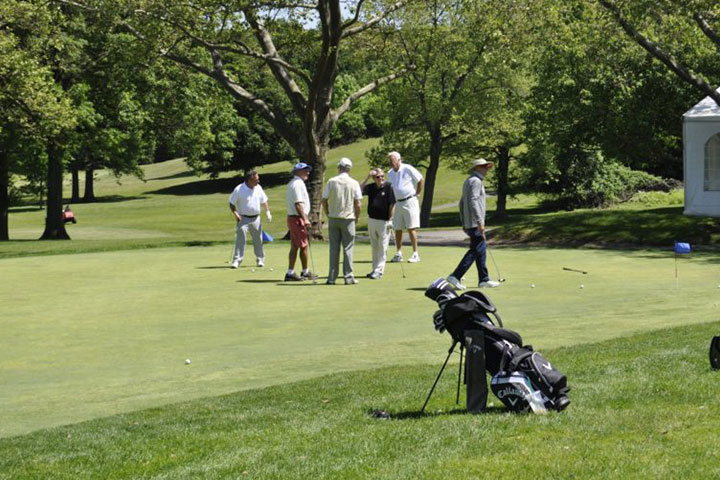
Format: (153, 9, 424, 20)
(266, 210, 272, 221)
(432, 309, 446, 333)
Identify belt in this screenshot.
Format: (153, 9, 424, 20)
(287, 214, 301, 218)
(397, 194, 416, 202)
(241, 214, 259, 218)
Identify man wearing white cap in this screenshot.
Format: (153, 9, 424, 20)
(322, 157, 363, 285)
(446, 158, 500, 289)
(387, 151, 423, 263)
(229, 170, 271, 269)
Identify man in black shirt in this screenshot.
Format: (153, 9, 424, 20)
(361, 168, 396, 279)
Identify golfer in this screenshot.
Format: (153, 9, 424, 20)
(322, 157, 362, 285)
(386, 151, 423, 263)
(285, 162, 317, 281)
(360, 167, 395, 279)
(229, 170, 271, 269)
(446, 158, 500, 290)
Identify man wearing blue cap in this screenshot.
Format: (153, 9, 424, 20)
(285, 162, 317, 281)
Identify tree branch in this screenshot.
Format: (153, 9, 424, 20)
(244, 8, 308, 116)
(333, 68, 407, 119)
(341, 0, 405, 38)
(342, 0, 366, 29)
(599, 0, 720, 106)
(693, 11, 720, 48)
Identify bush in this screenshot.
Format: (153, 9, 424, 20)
(553, 150, 674, 209)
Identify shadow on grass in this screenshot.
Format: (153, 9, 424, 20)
(148, 170, 197, 181)
(237, 280, 285, 284)
(196, 266, 233, 269)
(149, 172, 292, 196)
(368, 405, 508, 420)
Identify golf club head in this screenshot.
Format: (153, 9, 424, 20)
(498, 277, 506, 283)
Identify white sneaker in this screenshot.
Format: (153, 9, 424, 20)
(390, 252, 403, 263)
(231, 260, 240, 269)
(256, 258, 264, 267)
(408, 252, 420, 263)
(478, 280, 501, 288)
(446, 275, 467, 290)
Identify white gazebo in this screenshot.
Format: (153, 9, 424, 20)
(683, 91, 720, 217)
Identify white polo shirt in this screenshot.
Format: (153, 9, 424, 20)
(286, 176, 311, 216)
(229, 182, 268, 216)
(387, 163, 423, 200)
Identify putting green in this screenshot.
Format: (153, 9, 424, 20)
(1, 243, 718, 437)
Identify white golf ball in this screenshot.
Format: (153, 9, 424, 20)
(269, 268, 274, 272)
(185, 359, 191, 365)
(251, 268, 255, 272)
(531, 284, 535, 288)
(580, 284, 585, 289)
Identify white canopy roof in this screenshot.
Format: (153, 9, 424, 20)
(684, 90, 720, 121)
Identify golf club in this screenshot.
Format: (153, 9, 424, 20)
(562, 267, 588, 274)
(306, 224, 318, 284)
(399, 256, 406, 278)
(229, 226, 237, 263)
(486, 245, 506, 282)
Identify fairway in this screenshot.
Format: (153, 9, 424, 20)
(2, 242, 719, 438)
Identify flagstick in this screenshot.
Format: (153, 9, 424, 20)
(675, 252, 678, 289)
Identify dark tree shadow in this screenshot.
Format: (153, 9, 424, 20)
(149, 172, 292, 196)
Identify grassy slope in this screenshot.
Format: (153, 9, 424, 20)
(1, 321, 718, 479)
(2, 242, 719, 437)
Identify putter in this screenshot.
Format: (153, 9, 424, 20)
(399, 257, 406, 278)
(306, 225, 318, 284)
(229, 227, 237, 263)
(486, 245, 506, 282)
(562, 267, 588, 274)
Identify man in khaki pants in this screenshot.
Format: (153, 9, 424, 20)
(322, 157, 363, 285)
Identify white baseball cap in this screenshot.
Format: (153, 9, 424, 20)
(338, 157, 353, 168)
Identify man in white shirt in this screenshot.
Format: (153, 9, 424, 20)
(386, 151, 423, 263)
(229, 170, 271, 269)
(285, 162, 317, 281)
(322, 157, 363, 285)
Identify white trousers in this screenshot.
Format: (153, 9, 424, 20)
(234, 216, 264, 262)
(368, 217, 391, 274)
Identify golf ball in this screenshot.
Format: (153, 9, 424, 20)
(269, 268, 274, 272)
(580, 284, 585, 289)
(531, 284, 535, 288)
(251, 268, 255, 272)
(185, 359, 191, 365)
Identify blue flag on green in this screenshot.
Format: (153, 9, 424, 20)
(674, 242, 691, 254)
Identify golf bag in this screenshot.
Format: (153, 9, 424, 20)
(425, 278, 571, 412)
(711, 336, 720, 370)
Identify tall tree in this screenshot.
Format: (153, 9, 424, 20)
(371, 0, 538, 226)
(106, 0, 409, 236)
(0, 2, 75, 241)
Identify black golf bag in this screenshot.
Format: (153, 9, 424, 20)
(425, 278, 571, 413)
(711, 336, 720, 370)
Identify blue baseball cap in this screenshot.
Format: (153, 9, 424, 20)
(293, 162, 312, 171)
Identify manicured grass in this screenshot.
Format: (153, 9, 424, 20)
(1, 320, 718, 479)
(2, 243, 719, 437)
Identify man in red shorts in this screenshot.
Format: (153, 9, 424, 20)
(285, 163, 317, 281)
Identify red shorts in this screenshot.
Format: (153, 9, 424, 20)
(287, 216, 309, 248)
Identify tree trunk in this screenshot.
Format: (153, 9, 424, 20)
(305, 143, 328, 239)
(83, 167, 95, 202)
(40, 141, 70, 240)
(0, 149, 9, 241)
(495, 145, 510, 220)
(420, 128, 443, 228)
(71, 164, 80, 203)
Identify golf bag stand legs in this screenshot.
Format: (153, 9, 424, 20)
(465, 330, 488, 413)
(420, 341, 458, 414)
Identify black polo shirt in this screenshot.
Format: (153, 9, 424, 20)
(363, 183, 396, 220)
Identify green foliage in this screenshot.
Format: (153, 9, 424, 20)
(527, 149, 675, 209)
